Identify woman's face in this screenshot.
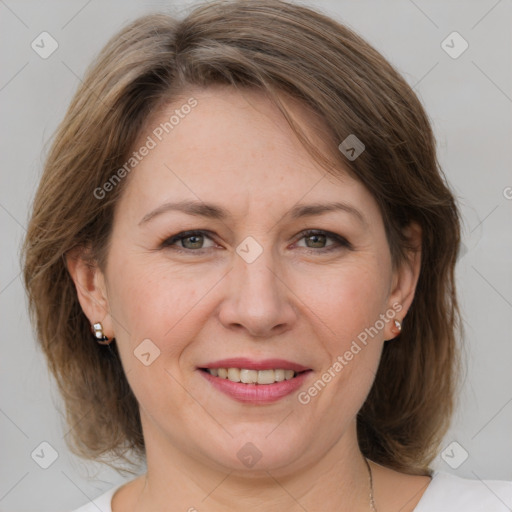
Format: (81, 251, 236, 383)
(89, 87, 415, 474)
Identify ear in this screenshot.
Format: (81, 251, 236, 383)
(385, 222, 422, 339)
(65, 247, 115, 339)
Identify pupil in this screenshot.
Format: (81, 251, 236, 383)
(181, 234, 327, 250)
(184, 235, 203, 249)
(307, 234, 325, 248)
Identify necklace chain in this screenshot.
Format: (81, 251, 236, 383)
(138, 459, 377, 510)
(364, 458, 377, 512)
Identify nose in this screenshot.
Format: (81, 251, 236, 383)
(217, 245, 298, 339)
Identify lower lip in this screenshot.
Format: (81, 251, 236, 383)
(200, 370, 311, 404)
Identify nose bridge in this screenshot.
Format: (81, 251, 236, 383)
(238, 249, 280, 302)
(219, 236, 296, 337)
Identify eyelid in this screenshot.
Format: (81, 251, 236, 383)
(160, 228, 351, 253)
(160, 229, 219, 251)
(293, 229, 352, 251)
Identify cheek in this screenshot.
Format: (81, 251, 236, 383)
(104, 261, 204, 414)
(106, 255, 216, 358)
(295, 267, 388, 418)
(295, 259, 391, 345)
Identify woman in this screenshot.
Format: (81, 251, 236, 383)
(22, 1, 512, 510)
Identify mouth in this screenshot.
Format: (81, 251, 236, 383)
(200, 367, 305, 384)
(198, 358, 312, 403)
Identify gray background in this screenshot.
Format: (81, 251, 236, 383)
(1, 0, 511, 510)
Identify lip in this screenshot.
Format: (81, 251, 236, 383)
(201, 358, 310, 373)
(200, 369, 311, 404)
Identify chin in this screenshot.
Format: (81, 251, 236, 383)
(199, 426, 315, 475)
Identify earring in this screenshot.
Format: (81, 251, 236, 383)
(91, 322, 111, 345)
(393, 319, 402, 334)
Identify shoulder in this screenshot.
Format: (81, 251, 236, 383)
(69, 484, 121, 512)
(415, 471, 512, 512)
(70, 474, 145, 511)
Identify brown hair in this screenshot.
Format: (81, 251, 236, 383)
(22, 0, 461, 474)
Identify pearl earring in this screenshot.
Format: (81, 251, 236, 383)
(91, 322, 111, 345)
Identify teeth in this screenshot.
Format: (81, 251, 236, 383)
(257, 369, 276, 385)
(207, 368, 298, 384)
(240, 369, 258, 384)
(227, 368, 240, 382)
(274, 369, 285, 382)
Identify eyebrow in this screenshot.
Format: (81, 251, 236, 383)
(139, 199, 367, 226)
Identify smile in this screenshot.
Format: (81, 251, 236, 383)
(198, 358, 312, 404)
(205, 367, 297, 385)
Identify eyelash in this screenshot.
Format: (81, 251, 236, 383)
(160, 229, 352, 254)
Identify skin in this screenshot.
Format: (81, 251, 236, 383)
(68, 87, 429, 511)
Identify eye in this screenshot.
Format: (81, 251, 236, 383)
(161, 230, 217, 251)
(295, 229, 351, 252)
(160, 228, 351, 255)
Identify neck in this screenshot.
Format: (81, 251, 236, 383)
(133, 421, 372, 512)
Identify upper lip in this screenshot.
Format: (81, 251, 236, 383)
(200, 358, 310, 372)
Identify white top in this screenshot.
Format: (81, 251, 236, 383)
(71, 471, 512, 511)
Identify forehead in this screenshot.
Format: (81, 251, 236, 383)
(116, 87, 380, 225)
